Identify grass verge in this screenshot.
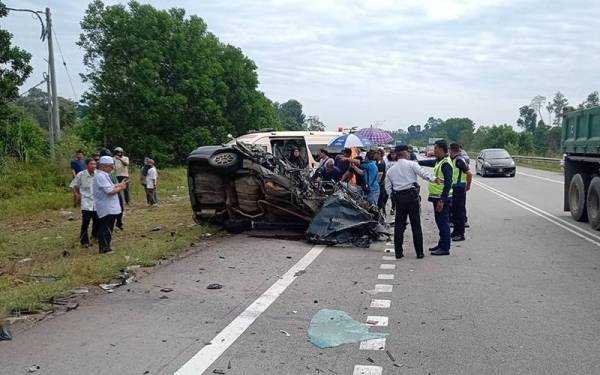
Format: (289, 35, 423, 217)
(516, 160, 563, 173)
(0, 166, 212, 319)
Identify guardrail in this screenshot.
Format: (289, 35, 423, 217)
(511, 155, 563, 171)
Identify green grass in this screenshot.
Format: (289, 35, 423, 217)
(0, 165, 213, 319)
(516, 160, 563, 173)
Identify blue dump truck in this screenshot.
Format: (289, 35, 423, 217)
(562, 106, 600, 229)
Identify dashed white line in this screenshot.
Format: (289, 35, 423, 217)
(174, 245, 326, 375)
(516, 171, 562, 184)
(377, 274, 394, 280)
(384, 248, 393, 253)
(366, 316, 389, 327)
(353, 365, 383, 375)
(380, 264, 396, 270)
(382, 255, 396, 261)
(360, 338, 387, 350)
(374, 284, 393, 293)
(370, 299, 391, 308)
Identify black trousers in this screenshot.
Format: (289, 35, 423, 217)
(80, 210, 98, 245)
(451, 187, 466, 236)
(98, 214, 117, 253)
(378, 185, 388, 211)
(393, 189, 423, 256)
(116, 176, 130, 205)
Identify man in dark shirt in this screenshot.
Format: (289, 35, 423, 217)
(313, 159, 342, 183)
(449, 143, 472, 241)
(418, 140, 453, 255)
(335, 148, 352, 181)
(71, 150, 86, 177)
(375, 149, 388, 211)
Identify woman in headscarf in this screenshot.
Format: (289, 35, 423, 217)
(287, 146, 307, 169)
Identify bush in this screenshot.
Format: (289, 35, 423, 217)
(0, 105, 49, 162)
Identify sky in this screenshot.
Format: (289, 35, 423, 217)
(2, 0, 600, 131)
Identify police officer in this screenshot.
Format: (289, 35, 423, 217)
(385, 145, 439, 259)
(449, 143, 472, 241)
(418, 140, 454, 256)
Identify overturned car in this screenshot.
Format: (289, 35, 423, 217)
(187, 141, 388, 245)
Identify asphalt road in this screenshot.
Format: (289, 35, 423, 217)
(2, 165, 600, 375)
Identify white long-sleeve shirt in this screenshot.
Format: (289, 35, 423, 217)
(385, 159, 436, 196)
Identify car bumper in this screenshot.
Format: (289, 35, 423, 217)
(484, 167, 515, 175)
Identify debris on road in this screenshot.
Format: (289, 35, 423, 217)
(27, 365, 40, 373)
(99, 283, 120, 292)
(386, 350, 396, 363)
(212, 369, 226, 374)
(207, 283, 224, 290)
(160, 288, 174, 293)
(279, 329, 291, 337)
(294, 270, 306, 277)
(0, 323, 12, 341)
(308, 309, 388, 349)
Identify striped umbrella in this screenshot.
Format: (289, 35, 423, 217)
(327, 133, 374, 150)
(356, 127, 393, 145)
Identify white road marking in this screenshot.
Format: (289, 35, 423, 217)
(517, 171, 562, 184)
(474, 180, 600, 248)
(366, 316, 389, 327)
(382, 255, 396, 260)
(174, 245, 326, 375)
(353, 365, 383, 375)
(378, 274, 394, 280)
(360, 338, 387, 350)
(384, 248, 393, 253)
(374, 284, 393, 293)
(370, 299, 391, 308)
(386, 242, 393, 246)
(380, 264, 396, 270)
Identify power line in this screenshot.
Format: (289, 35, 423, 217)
(18, 78, 47, 97)
(52, 27, 78, 101)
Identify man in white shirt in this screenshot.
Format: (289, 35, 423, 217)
(93, 156, 127, 254)
(144, 159, 159, 206)
(113, 147, 131, 206)
(385, 145, 439, 259)
(70, 158, 98, 247)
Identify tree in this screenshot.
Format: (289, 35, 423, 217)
(78, 1, 280, 163)
(304, 115, 324, 131)
(550, 91, 569, 126)
(14, 88, 78, 130)
(0, 2, 33, 116)
(277, 99, 305, 131)
(516, 105, 537, 133)
(579, 90, 600, 109)
(441, 118, 475, 147)
(530, 95, 546, 123)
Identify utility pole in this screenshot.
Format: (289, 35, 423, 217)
(45, 73, 54, 158)
(46, 7, 60, 143)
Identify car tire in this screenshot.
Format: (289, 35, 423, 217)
(208, 151, 240, 174)
(570, 173, 589, 222)
(587, 176, 600, 229)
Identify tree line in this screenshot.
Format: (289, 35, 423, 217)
(392, 91, 599, 157)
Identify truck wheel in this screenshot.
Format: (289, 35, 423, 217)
(569, 173, 589, 222)
(587, 176, 600, 229)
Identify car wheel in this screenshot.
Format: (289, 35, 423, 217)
(587, 176, 600, 229)
(208, 151, 239, 174)
(570, 173, 589, 222)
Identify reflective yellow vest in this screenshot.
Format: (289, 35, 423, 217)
(429, 156, 453, 198)
(452, 156, 468, 187)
